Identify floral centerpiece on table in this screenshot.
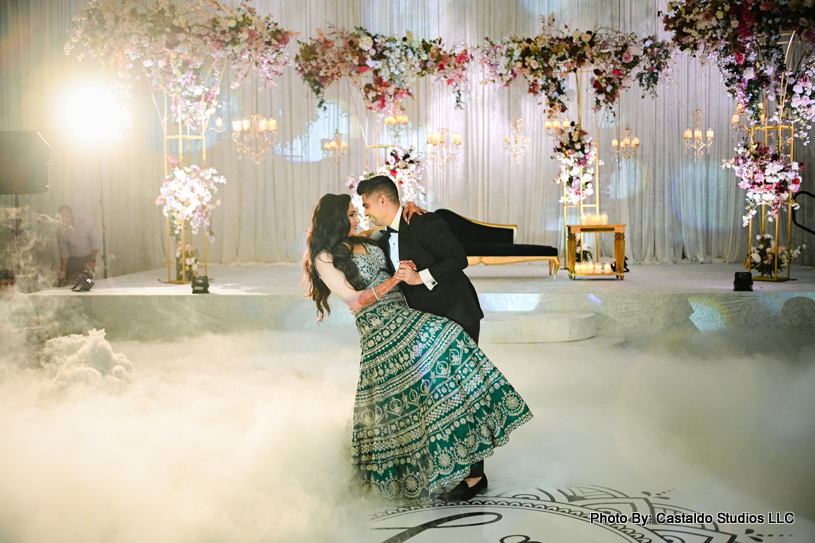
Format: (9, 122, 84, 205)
(749, 233, 805, 277)
(65, 0, 296, 127)
(347, 147, 426, 228)
(722, 140, 803, 226)
(296, 26, 472, 115)
(156, 164, 226, 243)
(552, 123, 596, 204)
(480, 14, 676, 117)
(662, 0, 815, 142)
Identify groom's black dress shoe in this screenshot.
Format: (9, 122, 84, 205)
(441, 475, 488, 502)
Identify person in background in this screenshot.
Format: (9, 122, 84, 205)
(57, 205, 101, 285)
(0, 268, 40, 333)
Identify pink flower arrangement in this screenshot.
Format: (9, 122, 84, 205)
(551, 123, 597, 204)
(480, 14, 676, 118)
(662, 0, 815, 143)
(296, 26, 472, 115)
(722, 140, 803, 226)
(65, 1, 296, 128)
(155, 164, 227, 243)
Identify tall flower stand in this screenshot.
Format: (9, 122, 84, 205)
(747, 201, 794, 282)
(163, 119, 210, 284)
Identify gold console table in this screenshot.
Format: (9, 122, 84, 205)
(567, 224, 626, 280)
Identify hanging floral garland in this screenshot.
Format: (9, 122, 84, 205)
(551, 124, 597, 204)
(347, 147, 426, 227)
(480, 14, 676, 117)
(155, 164, 227, 243)
(722, 140, 803, 226)
(296, 26, 472, 115)
(65, 0, 296, 127)
(480, 15, 674, 203)
(662, 0, 815, 142)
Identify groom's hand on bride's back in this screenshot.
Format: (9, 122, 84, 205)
(402, 201, 427, 224)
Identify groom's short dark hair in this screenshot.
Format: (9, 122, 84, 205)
(356, 175, 399, 204)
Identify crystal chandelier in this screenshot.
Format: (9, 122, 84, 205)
(426, 128, 462, 170)
(504, 117, 531, 163)
(384, 114, 409, 139)
(231, 114, 278, 164)
(545, 113, 572, 136)
(322, 130, 348, 163)
(611, 124, 640, 160)
(684, 109, 714, 162)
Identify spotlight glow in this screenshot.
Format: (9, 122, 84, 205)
(63, 86, 122, 140)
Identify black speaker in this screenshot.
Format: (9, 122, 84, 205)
(0, 131, 50, 194)
(734, 272, 753, 291)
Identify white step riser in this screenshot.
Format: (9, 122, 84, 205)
(481, 312, 596, 344)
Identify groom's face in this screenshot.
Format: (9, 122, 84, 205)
(361, 192, 394, 226)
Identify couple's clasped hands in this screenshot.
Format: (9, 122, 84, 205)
(394, 260, 422, 285)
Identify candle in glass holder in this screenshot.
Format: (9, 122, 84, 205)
(242, 119, 250, 132)
(269, 118, 277, 131)
(553, 120, 561, 130)
(258, 119, 267, 133)
(732, 114, 740, 126)
(594, 262, 602, 273)
(612, 139, 619, 148)
(604, 262, 612, 274)
(694, 129, 702, 141)
(232, 120, 242, 132)
(562, 120, 571, 129)
(684, 129, 692, 140)
(706, 128, 714, 140)
(385, 116, 396, 126)
(397, 115, 408, 124)
(340, 140, 348, 149)
(215, 117, 223, 128)
(545, 121, 552, 131)
(323, 142, 331, 150)
(632, 137, 640, 148)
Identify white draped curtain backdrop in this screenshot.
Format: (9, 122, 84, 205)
(1, 0, 813, 276)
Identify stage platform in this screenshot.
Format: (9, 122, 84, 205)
(30, 261, 815, 341)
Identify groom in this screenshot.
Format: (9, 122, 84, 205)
(357, 175, 484, 342)
(357, 175, 488, 502)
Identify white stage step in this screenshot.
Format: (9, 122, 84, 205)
(481, 311, 596, 344)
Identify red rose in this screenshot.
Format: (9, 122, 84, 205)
(358, 66, 369, 72)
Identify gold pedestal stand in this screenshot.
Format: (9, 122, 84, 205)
(163, 118, 210, 284)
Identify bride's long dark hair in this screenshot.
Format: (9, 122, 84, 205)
(303, 193, 375, 321)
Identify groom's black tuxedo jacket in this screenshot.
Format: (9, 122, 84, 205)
(378, 211, 484, 332)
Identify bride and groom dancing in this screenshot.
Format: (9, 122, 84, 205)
(303, 175, 532, 505)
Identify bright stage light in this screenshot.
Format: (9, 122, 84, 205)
(63, 86, 122, 140)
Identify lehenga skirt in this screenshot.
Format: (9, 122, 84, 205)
(351, 291, 533, 504)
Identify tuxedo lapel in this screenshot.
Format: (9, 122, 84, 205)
(378, 230, 396, 273)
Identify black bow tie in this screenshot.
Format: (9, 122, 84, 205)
(386, 226, 398, 234)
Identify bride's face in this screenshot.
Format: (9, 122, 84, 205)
(347, 201, 360, 236)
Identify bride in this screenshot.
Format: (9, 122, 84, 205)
(303, 193, 532, 505)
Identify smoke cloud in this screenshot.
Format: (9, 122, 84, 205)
(0, 325, 813, 541)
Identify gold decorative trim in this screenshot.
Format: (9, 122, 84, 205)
(467, 256, 559, 278)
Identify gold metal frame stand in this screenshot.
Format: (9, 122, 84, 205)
(743, 33, 799, 282)
(163, 116, 211, 284)
(561, 71, 603, 269)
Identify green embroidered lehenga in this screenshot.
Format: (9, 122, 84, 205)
(350, 246, 533, 505)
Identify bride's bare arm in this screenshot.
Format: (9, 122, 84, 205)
(315, 253, 401, 311)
